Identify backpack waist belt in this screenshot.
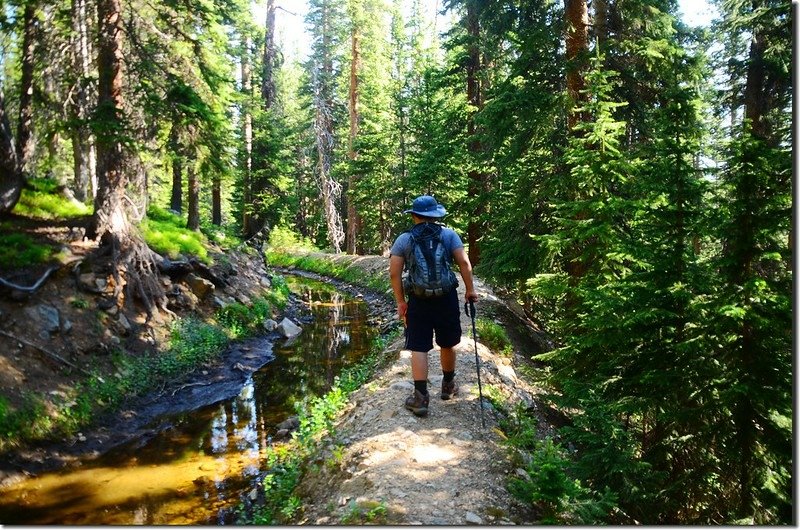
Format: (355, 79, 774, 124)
(408, 284, 455, 298)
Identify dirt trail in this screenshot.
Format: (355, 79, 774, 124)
(294, 258, 549, 525)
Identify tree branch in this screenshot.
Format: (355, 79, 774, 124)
(0, 330, 92, 376)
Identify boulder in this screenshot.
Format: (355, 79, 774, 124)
(212, 296, 228, 309)
(24, 304, 60, 335)
(276, 317, 302, 339)
(77, 273, 99, 293)
(184, 273, 215, 300)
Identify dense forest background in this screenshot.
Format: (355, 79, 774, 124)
(0, 0, 792, 524)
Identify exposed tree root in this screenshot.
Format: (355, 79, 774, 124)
(0, 266, 58, 294)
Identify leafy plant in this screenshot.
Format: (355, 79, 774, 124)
(475, 318, 513, 356)
(70, 297, 90, 309)
(340, 500, 388, 525)
(508, 438, 617, 524)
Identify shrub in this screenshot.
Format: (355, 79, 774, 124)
(268, 225, 318, 253)
(508, 438, 617, 524)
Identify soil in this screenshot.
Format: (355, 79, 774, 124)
(0, 221, 558, 524)
(0, 216, 288, 483)
(286, 254, 555, 525)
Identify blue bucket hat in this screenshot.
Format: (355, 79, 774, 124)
(404, 195, 447, 218)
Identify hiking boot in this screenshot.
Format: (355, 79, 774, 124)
(404, 389, 429, 417)
(441, 378, 459, 400)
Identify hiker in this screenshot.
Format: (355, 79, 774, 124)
(389, 195, 478, 417)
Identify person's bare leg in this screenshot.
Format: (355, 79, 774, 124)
(440, 346, 455, 372)
(411, 351, 429, 381)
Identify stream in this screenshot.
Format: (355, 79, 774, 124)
(0, 275, 376, 524)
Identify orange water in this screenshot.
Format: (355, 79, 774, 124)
(0, 276, 374, 524)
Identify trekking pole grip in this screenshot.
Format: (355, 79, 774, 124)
(465, 300, 476, 318)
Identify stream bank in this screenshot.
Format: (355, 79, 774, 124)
(2, 246, 556, 524)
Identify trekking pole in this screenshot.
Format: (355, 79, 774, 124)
(465, 300, 486, 428)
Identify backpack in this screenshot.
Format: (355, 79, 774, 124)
(402, 223, 458, 298)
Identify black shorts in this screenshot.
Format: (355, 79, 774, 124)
(405, 288, 462, 352)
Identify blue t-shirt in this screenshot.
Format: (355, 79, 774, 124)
(390, 224, 464, 259)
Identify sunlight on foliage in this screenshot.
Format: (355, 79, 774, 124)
(476, 318, 513, 356)
(13, 178, 91, 219)
(268, 225, 318, 253)
(141, 206, 210, 263)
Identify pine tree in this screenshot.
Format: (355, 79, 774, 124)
(709, 0, 792, 522)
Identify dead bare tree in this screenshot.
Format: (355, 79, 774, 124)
(312, 65, 344, 253)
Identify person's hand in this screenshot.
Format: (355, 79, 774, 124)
(465, 289, 478, 303)
(397, 300, 408, 325)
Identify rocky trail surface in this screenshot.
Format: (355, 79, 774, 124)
(288, 254, 554, 525)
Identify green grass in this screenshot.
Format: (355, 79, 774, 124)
(476, 318, 514, 356)
(268, 252, 390, 294)
(13, 178, 91, 219)
(0, 291, 286, 453)
(0, 232, 56, 269)
(246, 331, 399, 525)
(141, 206, 210, 263)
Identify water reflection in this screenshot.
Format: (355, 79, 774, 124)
(0, 275, 375, 525)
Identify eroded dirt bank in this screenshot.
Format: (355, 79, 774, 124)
(2, 249, 555, 524)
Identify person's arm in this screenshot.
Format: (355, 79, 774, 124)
(452, 247, 478, 302)
(389, 254, 408, 323)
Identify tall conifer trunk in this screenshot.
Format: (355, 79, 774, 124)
(187, 163, 199, 230)
(465, 0, 484, 266)
(0, 88, 22, 213)
(70, 0, 96, 202)
(89, 0, 127, 243)
(88, 0, 164, 318)
(345, 14, 362, 255)
(241, 35, 253, 236)
(169, 125, 182, 213)
(212, 174, 221, 225)
(563, 0, 589, 292)
(16, 1, 37, 173)
(565, 0, 588, 131)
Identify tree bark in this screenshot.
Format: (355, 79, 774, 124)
(70, 0, 96, 202)
(186, 162, 199, 231)
(565, 0, 589, 132)
(465, 0, 484, 266)
(88, 0, 127, 244)
(345, 19, 362, 255)
(212, 173, 221, 225)
(16, 0, 37, 173)
(0, 88, 23, 213)
(88, 0, 165, 319)
(594, 0, 608, 52)
(313, 0, 344, 253)
(261, 0, 277, 110)
(241, 35, 253, 236)
(169, 125, 182, 213)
